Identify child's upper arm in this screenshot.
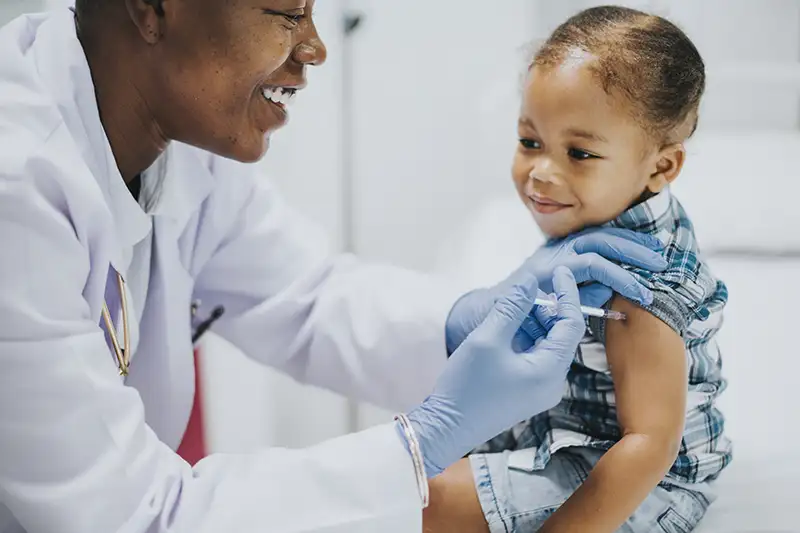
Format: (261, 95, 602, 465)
(603, 295, 687, 445)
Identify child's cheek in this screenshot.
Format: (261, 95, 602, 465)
(511, 154, 531, 191)
(578, 190, 630, 229)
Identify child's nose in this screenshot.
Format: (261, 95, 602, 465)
(528, 159, 560, 184)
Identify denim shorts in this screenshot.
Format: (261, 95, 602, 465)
(470, 447, 715, 533)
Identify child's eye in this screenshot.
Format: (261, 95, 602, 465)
(567, 148, 599, 161)
(519, 138, 541, 150)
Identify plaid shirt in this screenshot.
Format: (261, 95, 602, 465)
(476, 189, 732, 484)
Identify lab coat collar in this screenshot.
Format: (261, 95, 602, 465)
(147, 143, 216, 227)
(33, 9, 214, 262)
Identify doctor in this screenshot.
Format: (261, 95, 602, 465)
(0, 1, 668, 532)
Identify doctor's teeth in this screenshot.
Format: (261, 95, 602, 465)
(262, 87, 296, 106)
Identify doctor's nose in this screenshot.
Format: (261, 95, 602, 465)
(293, 36, 327, 67)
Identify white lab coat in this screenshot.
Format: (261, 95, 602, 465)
(0, 9, 461, 533)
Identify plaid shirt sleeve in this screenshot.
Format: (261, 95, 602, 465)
(589, 191, 722, 343)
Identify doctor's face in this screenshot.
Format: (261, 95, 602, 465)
(149, 0, 326, 163)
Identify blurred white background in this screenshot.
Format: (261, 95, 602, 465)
(4, 0, 799, 461)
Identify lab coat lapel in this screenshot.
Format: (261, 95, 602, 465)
(126, 218, 196, 450)
(125, 147, 215, 450)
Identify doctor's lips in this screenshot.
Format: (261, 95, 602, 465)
(529, 192, 572, 215)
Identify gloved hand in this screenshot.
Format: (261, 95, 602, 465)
(445, 227, 667, 353)
(402, 266, 585, 479)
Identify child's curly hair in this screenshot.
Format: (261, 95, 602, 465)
(533, 5, 705, 144)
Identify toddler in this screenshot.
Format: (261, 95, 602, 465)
(468, 6, 731, 533)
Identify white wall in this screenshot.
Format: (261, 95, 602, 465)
(655, 0, 800, 131)
(1, 0, 44, 19)
(347, 0, 539, 273)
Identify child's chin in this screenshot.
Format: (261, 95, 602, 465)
(532, 216, 582, 240)
(543, 228, 575, 240)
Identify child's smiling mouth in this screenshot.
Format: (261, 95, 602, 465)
(529, 192, 572, 214)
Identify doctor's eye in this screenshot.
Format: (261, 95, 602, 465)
(519, 138, 542, 150)
(263, 9, 305, 28)
(567, 148, 599, 161)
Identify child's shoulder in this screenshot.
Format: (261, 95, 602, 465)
(602, 192, 727, 337)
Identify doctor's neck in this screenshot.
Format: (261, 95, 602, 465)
(76, 4, 170, 187)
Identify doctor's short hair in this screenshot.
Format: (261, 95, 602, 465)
(531, 5, 705, 144)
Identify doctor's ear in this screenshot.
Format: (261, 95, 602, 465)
(124, 0, 166, 44)
(646, 143, 686, 194)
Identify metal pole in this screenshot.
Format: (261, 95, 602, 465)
(341, 3, 364, 435)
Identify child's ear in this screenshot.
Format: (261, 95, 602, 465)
(646, 143, 686, 194)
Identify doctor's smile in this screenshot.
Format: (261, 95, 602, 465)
(257, 84, 298, 132)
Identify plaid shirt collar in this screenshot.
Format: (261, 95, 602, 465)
(605, 188, 674, 235)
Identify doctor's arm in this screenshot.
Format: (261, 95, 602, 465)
(0, 172, 427, 533)
(192, 170, 461, 411)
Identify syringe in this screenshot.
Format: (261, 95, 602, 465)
(533, 298, 627, 321)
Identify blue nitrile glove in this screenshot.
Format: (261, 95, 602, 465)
(401, 266, 585, 479)
(445, 227, 668, 354)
